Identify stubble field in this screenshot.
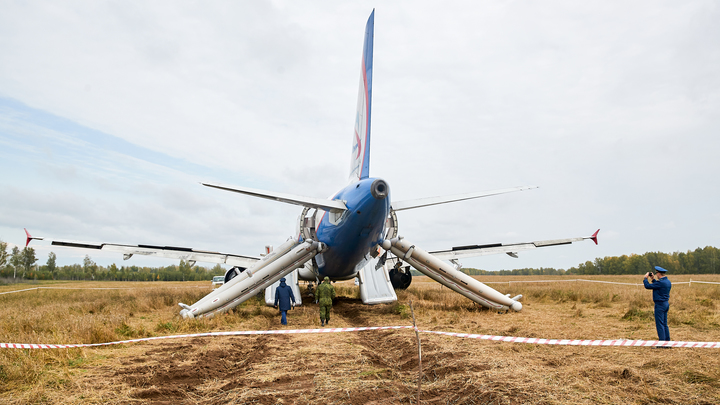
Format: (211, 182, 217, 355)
(1, 274, 719, 404)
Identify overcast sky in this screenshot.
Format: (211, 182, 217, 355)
(1, 1, 718, 272)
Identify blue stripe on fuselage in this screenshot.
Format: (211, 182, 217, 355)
(316, 177, 389, 279)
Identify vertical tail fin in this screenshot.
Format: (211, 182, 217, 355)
(349, 10, 374, 182)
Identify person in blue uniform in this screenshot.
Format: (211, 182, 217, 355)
(643, 266, 671, 345)
(274, 277, 296, 326)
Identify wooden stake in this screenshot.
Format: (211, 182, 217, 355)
(409, 300, 422, 404)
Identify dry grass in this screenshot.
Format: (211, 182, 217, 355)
(1, 275, 719, 404)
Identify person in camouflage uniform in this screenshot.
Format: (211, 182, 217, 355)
(315, 276, 336, 327)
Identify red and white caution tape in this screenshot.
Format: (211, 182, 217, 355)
(3, 325, 720, 349)
(419, 329, 720, 348)
(0, 326, 413, 349)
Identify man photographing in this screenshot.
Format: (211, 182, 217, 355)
(643, 266, 672, 346)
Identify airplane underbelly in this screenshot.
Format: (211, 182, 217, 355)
(317, 226, 380, 278)
(316, 216, 387, 278)
(313, 177, 390, 280)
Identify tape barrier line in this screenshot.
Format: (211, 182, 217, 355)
(483, 279, 640, 285)
(0, 326, 413, 349)
(483, 279, 720, 286)
(0, 286, 210, 295)
(0, 287, 40, 296)
(4, 325, 720, 349)
(578, 280, 639, 286)
(419, 329, 720, 348)
(483, 279, 578, 284)
(4, 279, 717, 295)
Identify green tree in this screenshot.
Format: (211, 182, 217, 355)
(20, 247, 37, 278)
(0, 241, 8, 268)
(108, 263, 119, 280)
(46, 252, 57, 279)
(178, 260, 193, 281)
(210, 264, 225, 275)
(83, 255, 97, 280)
(577, 260, 597, 275)
(10, 246, 21, 278)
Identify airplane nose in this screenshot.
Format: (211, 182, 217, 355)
(371, 179, 389, 200)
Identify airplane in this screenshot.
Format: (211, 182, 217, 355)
(26, 10, 598, 318)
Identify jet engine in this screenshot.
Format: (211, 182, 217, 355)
(224, 266, 246, 284)
(389, 266, 412, 289)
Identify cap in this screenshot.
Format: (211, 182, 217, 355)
(324, 276, 330, 281)
(280, 277, 286, 282)
(654, 266, 668, 273)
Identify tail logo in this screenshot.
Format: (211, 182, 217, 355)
(353, 128, 361, 159)
(350, 67, 368, 181)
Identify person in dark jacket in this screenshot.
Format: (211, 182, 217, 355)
(274, 277, 296, 326)
(643, 266, 672, 345)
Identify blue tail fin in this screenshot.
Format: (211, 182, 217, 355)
(349, 10, 374, 182)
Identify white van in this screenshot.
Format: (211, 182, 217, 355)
(211, 276, 225, 288)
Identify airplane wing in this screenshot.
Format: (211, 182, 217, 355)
(429, 230, 600, 260)
(25, 230, 259, 267)
(391, 186, 538, 211)
(201, 182, 348, 213)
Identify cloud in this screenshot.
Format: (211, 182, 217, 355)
(1, 1, 718, 270)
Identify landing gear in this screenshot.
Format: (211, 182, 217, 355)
(306, 282, 316, 298)
(389, 265, 412, 290)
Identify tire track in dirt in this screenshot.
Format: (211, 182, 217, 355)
(331, 296, 372, 327)
(113, 334, 285, 402)
(340, 298, 524, 405)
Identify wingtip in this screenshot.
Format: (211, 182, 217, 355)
(24, 228, 32, 247)
(24, 228, 44, 247)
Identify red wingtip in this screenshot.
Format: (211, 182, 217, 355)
(590, 229, 600, 245)
(24, 228, 32, 247)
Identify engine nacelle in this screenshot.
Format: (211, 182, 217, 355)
(389, 266, 412, 290)
(224, 266, 246, 284)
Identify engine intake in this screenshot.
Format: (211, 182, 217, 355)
(224, 266, 246, 284)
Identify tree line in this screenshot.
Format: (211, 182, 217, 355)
(2, 240, 718, 281)
(418, 246, 719, 276)
(0, 241, 226, 282)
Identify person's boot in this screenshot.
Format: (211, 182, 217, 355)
(321, 319, 325, 327)
(326, 317, 329, 325)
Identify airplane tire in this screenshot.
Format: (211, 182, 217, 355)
(389, 267, 412, 290)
